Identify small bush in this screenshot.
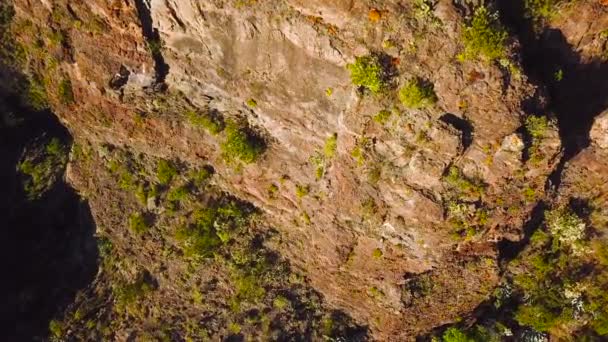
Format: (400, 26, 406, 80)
(444, 166, 485, 198)
(273, 295, 290, 309)
(221, 120, 266, 164)
(156, 159, 178, 185)
(295, 184, 310, 198)
(373, 109, 392, 124)
(545, 208, 585, 245)
(129, 212, 149, 234)
(167, 185, 189, 203)
(324, 133, 338, 159)
(372, 248, 383, 259)
(49, 320, 63, 340)
(515, 304, 562, 332)
(399, 79, 437, 109)
(525, 115, 548, 139)
(460, 6, 508, 62)
(442, 327, 473, 342)
(524, 0, 559, 21)
(58, 79, 74, 104)
(246, 98, 257, 108)
(186, 110, 225, 135)
(347, 55, 388, 94)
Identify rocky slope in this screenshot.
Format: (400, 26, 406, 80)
(3, 0, 608, 340)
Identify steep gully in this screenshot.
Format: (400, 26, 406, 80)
(428, 0, 608, 337)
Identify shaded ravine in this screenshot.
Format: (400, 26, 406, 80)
(419, 1, 608, 339)
(0, 91, 99, 341)
(0, 4, 99, 336)
(497, 0, 608, 189)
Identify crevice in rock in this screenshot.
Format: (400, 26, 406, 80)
(134, 0, 169, 90)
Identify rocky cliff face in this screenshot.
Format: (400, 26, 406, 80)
(5, 0, 608, 340)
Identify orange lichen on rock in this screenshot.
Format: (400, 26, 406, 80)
(369, 8, 381, 22)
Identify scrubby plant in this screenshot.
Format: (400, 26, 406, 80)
(373, 109, 392, 124)
(58, 79, 74, 104)
(545, 207, 585, 246)
(176, 199, 252, 258)
(156, 159, 178, 185)
(295, 184, 310, 199)
(442, 327, 473, 342)
(459, 6, 508, 62)
(324, 133, 338, 159)
(524, 0, 560, 22)
(347, 54, 388, 94)
(246, 98, 257, 108)
(221, 120, 266, 164)
(18, 138, 67, 199)
(525, 115, 550, 164)
(49, 320, 63, 340)
(444, 166, 485, 198)
(399, 78, 438, 109)
(186, 110, 225, 135)
(114, 272, 155, 316)
(129, 212, 149, 234)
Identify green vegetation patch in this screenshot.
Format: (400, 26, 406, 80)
(221, 120, 266, 164)
(58, 79, 74, 104)
(460, 6, 508, 62)
(525, 115, 549, 164)
(399, 78, 438, 109)
(18, 137, 67, 199)
(175, 198, 253, 258)
(129, 212, 150, 235)
(444, 166, 485, 198)
(347, 54, 389, 94)
(186, 109, 225, 135)
(156, 159, 178, 185)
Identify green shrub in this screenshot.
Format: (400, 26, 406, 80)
(444, 166, 485, 198)
(114, 273, 155, 315)
(324, 133, 338, 159)
(176, 200, 252, 257)
(372, 248, 383, 259)
(156, 159, 178, 185)
(58, 79, 74, 104)
(347, 55, 388, 94)
(525, 116, 548, 139)
(524, 0, 559, 21)
(167, 185, 189, 202)
(399, 79, 437, 109)
(373, 109, 392, 124)
(49, 320, 63, 340)
(442, 327, 473, 342)
(246, 98, 257, 108)
(515, 304, 561, 332)
(460, 6, 508, 62)
(129, 212, 149, 234)
(191, 166, 213, 187)
(26, 77, 48, 110)
(18, 138, 67, 199)
(221, 120, 265, 164)
(295, 184, 310, 198)
(545, 208, 585, 246)
(273, 295, 289, 309)
(186, 110, 225, 135)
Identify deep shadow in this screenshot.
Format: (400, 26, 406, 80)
(0, 76, 98, 341)
(133, 0, 169, 88)
(497, 0, 608, 164)
(440, 113, 474, 150)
